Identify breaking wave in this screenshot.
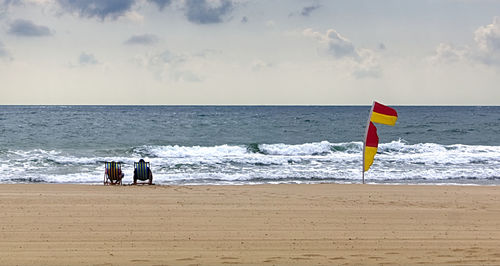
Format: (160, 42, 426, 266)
(1, 140, 499, 184)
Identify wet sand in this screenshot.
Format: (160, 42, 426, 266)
(1, 183, 500, 265)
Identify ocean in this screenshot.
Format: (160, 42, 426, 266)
(0, 105, 499, 185)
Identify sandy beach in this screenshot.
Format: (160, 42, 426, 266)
(0, 184, 500, 265)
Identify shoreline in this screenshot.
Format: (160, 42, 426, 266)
(1, 183, 500, 265)
(3, 181, 499, 186)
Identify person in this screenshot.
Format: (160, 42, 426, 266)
(106, 161, 124, 185)
(133, 159, 153, 185)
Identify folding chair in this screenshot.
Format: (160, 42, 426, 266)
(104, 161, 124, 185)
(133, 160, 153, 185)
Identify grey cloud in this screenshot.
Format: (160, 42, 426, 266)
(289, 3, 321, 17)
(57, 0, 136, 20)
(125, 34, 159, 45)
(8, 19, 51, 37)
(78, 52, 99, 65)
(378, 43, 386, 50)
(300, 4, 320, 17)
(241, 16, 248, 23)
(1, 0, 22, 11)
(1, 0, 21, 10)
(324, 29, 356, 58)
(148, 0, 171, 11)
(184, 0, 233, 24)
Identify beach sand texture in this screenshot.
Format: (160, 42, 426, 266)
(1, 184, 500, 265)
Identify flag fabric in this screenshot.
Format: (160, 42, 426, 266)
(370, 101, 398, 126)
(364, 122, 379, 172)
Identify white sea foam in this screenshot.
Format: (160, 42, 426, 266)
(1, 141, 499, 184)
(259, 141, 333, 155)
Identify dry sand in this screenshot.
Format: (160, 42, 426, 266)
(1, 183, 500, 265)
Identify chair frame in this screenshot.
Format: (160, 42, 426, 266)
(103, 161, 124, 185)
(133, 161, 153, 185)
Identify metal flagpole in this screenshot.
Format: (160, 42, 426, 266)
(362, 101, 375, 184)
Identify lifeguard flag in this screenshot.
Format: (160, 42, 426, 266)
(370, 101, 398, 126)
(364, 122, 379, 172)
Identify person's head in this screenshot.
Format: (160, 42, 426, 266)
(139, 159, 145, 163)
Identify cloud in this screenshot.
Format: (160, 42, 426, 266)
(303, 28, 356, 59)
(251, 59, 272, 71)
(57, 0, 136, 20)
(0, 40, 13, 61)
(474, 16, 500, 64)
(1, 0, 52, 17)
(132, 49, 205, 82)
(8, 19, 52, 36)
(184, 0, 234, 24)
(352, 49, 381, 78)
(1, 0, 21, 10)
(300, 4, 320, 16)
(148, 0, 171, 11)
(289, 3, 321, 17)
(303, 28, 381, 78)
(266, 20, 275, 28)
(429, 43, 467, 64)
(475, 17, 500, 54)
(123, 10, 144, 22)
(78, 52, 99, 65)
(431, 17, 500, 66)
(124, 34, 159, 45)
(240, 15, 247, 23)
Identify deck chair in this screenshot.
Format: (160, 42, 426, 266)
(104, 161, 124, 185)
(133, 160, 153, 185)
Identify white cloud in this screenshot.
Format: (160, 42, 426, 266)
(475, 17, 500, 54)
(265, 20, 275, 28)
(303, 28, 381, 78)
(123, 10, 144, 22)
(429, 43, 468, 64)
(132, 49, 205, 82)
(303, 28, 356, 59)
(431, 17, 500, 66)
(474, 16, 500, 64)
(353, 48, 381, 78)
(251, 59, 272, 71)
(0, 40, 13, 61)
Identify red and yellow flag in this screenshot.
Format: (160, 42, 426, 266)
(370, 101, 398, 126)
(364, 122, 379, 172)
(363, 102, 398, 176)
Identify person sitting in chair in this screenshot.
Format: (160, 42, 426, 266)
(105, 161, 124, 185)
(133, 159, 153, 185)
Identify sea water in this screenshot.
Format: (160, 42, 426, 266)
(0, 105, 499, 185)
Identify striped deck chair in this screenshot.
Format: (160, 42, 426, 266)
(133, 160, 153, 185)
(104, 161, 124, 185)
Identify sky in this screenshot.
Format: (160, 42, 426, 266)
(0, 0, 500, 105)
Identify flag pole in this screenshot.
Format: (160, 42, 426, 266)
(362, 101, 375, 184)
